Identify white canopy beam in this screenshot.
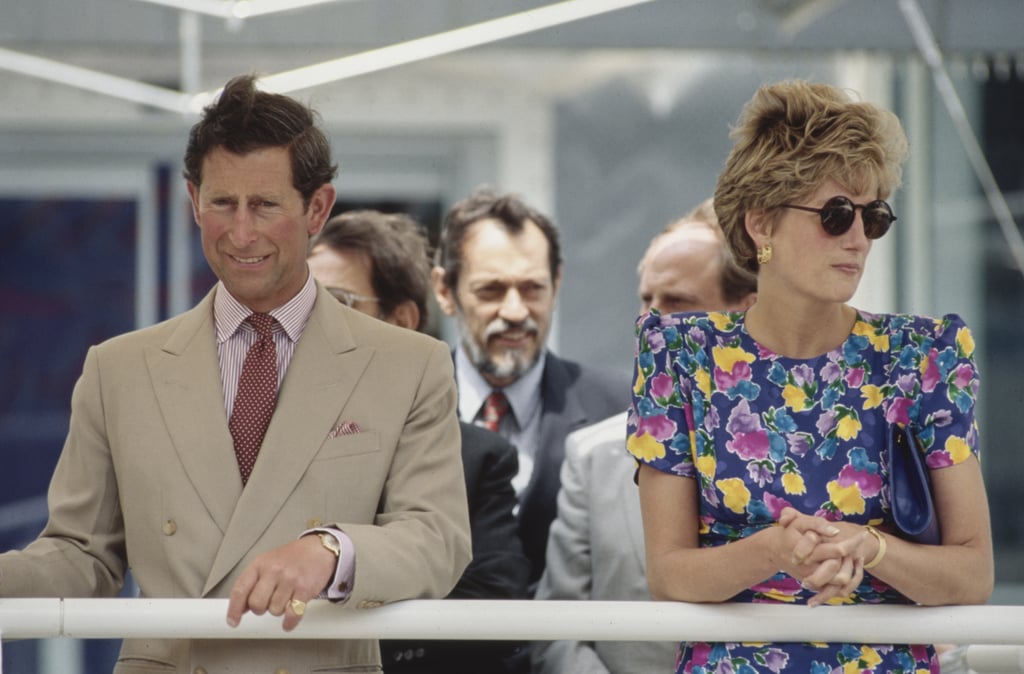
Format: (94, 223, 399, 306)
(0, 47, 191, 114)
(255, 0, 662, 97)
(128, 0, 360, 20)
(0, 0, 660, 116)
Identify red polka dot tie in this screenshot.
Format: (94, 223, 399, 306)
(229, 313, 278, 485)
(481, 390, 510, 433)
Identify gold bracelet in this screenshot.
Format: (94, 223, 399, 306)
(864, 525, 887, 570)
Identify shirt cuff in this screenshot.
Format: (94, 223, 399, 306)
(301, 526, 356, 602)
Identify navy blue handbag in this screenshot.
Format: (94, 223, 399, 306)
(888, 425, 941, 545)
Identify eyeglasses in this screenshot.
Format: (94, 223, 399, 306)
(325, 286, 379, 307)
(779, 195, 897, 240)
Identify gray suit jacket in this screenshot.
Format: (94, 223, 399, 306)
(0, 283, 471, 673)
(532, 412, 678, 674)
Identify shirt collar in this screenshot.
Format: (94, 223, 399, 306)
(214, 268, 318, 343)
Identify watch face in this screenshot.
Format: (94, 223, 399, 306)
(320, 533, 341, 557)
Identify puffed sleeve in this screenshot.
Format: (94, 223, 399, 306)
(626, 309, 700, 478)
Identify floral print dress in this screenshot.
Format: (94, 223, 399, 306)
(626, 309, 980, 674)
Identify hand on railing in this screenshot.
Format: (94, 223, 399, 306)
(226, 535, 338, 631)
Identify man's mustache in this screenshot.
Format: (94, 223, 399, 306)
(483, 318, 539, 341)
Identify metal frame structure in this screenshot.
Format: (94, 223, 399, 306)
(0, 0, 661, 115)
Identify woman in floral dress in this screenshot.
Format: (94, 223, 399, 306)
(628, 80, 993, 674)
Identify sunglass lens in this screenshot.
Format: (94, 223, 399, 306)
(863, 201, 894, 239)
(820, 197, 855, 236)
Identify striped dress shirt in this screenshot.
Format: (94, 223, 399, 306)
(211, 272, 355, 600)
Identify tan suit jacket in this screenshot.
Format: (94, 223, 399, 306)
(0, 284, 471, 673)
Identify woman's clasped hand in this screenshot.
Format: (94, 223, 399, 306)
(771, 507, 875, 607)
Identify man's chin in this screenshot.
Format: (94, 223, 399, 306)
(479, 349, 538, 384)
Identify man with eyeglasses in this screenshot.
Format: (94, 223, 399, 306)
(308, 211, 426, 327)
(308, 209, 531, 674)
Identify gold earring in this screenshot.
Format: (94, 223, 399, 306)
(756, 243, 773, 266)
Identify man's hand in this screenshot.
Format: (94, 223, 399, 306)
(226, 534, 337, 631)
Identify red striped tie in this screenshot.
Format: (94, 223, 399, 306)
(229, 313, 278, 485)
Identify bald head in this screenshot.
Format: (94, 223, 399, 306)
(638, 221, 754, 315)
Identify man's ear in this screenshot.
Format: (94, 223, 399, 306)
(387, 300, 420, 331)
(306, 183, 337, 237)
(552, 265, 563, 298)
(186, 182, 201, 225)
(431, 267, 457, 316)
(744, 209, 772, 248)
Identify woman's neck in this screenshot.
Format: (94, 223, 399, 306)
(744, 297, 857, 360)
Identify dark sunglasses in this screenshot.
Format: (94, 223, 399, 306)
(779, 196, 896, 240)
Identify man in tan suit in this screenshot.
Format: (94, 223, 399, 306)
(0, 75, 471, 673)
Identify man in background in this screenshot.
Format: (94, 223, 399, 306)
(308, 209, 530, 673)
(532, 200, 757, 674)
(0, 75, 470, 673)
(432, 187, 631, 587)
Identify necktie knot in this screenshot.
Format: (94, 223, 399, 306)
(482, 390, 510, 433)
(247, 312, 275, 339)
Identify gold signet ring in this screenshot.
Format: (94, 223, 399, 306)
(289, 598, 307, 616)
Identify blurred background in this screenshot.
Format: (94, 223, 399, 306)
(1, 0, 1022, 671)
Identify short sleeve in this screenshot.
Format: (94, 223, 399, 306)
(626, 310, 700, 478)
(890, 313, 980, 468)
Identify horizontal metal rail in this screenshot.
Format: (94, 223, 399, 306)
(1, 599, 1022, 646)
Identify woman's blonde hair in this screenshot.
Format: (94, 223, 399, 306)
(713, 80, 909, 272)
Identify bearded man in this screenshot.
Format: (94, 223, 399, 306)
(432, 188, 629, 587)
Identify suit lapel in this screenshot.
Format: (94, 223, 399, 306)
(522, 354, 587, 504)
(147, 291, 241, 533)
(203, 289, 372, 594)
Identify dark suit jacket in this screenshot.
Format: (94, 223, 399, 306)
(381, 422, 530, 673)
(453, 350, 630, 587)
(517, 353, 631, 586)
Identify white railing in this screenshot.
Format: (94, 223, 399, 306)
(2, 600, 1022, 671)
(2, 598, 1023, 642)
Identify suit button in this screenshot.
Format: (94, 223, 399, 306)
(306, 518, 322, 529)
(274, 669, 290, 674)
(336, 581, 349, 593)
(162, 520, 177, 536)
(193, 668, 207, 674)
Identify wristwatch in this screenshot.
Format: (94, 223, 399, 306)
(316, 531, 341, 559)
